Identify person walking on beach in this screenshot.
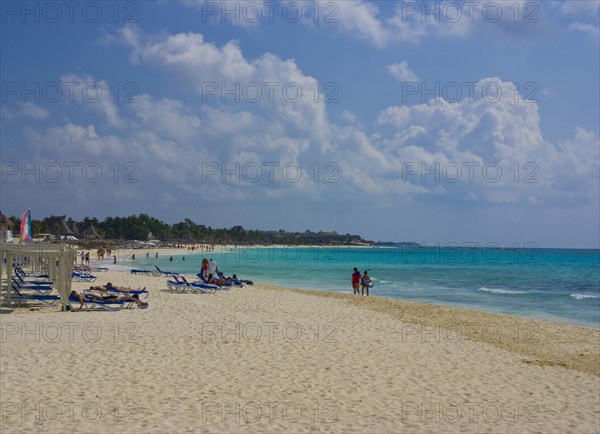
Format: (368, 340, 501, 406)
(361, 270, 371, 296)
(352, 267, 361, 295)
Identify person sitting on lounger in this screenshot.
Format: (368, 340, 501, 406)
(231, 274, 253, 285)
(217, 272, 248, 286)
(70, 290, 148, 310)
(207, 273, 229, 286)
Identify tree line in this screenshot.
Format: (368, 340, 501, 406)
(5, 213, 367, 245)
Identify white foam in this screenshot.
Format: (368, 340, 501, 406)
(478, 287, 528, 295)
(570, 293, 600, 300)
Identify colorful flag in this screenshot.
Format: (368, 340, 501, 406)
(20, 209, 32, 242)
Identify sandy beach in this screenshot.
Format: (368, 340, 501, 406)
(1, 267, 599, 433)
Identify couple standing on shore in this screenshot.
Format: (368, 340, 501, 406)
(352, 267, 372, 296)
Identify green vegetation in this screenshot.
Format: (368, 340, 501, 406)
(6, 213, 369, 246)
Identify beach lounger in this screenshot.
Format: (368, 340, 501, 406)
(154, 265, 179, 277)
(179, 276, 218, 294)
(166, 276, 215, 294)
(11, 283, 61, 307)
(72, 271, 97, 282)
(69, 293, 131, 312)
(13, 271, 53, 286)
(11, 277, 54, 295)
(196, 273, 231, 289)
(16, 266, 50, 279)
(131, 269, 153, 275)
(105, 284, 149, 298)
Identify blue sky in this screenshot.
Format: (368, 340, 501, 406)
(1, 0, 599, 248)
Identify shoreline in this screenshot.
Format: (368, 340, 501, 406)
(2, 267, 599, 432)
(11, 264, 600, 376)
(257, 284, 600, 376)
(88, 252, 600, 330)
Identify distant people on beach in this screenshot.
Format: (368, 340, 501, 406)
(361, 270, 372, 296)
(352, 267, 361, 295)
(85, 252, 90, 265)
(155, 252, 158, 258)
(113, 255, 117, 264)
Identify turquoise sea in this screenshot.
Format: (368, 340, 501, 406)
(131, 246, 600, 328)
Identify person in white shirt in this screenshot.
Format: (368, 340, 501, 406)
(208, 258, 218, 276)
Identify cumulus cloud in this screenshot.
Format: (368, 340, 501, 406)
(387, 61, 419, 82)
(110, 25, 333, 151)
(23, 28, 598, 214)
(60, 74, 126, 128)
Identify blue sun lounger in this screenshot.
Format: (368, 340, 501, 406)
(11, 277, 54, 295)
(131, 269, 153, 275)
(13, 272, 53, 287)
(11, 283, 61, 307)
(179, 276, 218, 293)
(16, 266, 50, 280)
(196, 273, 232, 289)
(166, 275, 217, 294)
(72, 272, 97, 282)
(155, 265, 179, 276)
(105, 284, 149, 298)
(69, 293, 130, 312)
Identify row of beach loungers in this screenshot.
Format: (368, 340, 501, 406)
(10, 266, 61, 308)
(8, 266, 148, 312)
(131, 266, 253, 294)
(8, 264, 252, 312)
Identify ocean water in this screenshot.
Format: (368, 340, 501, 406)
(131, 246, 600, 328)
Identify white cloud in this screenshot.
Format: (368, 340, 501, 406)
(111, 26, 333, 150)
(334, 0, 389, 46)
(341, 110, 357, 123)
(20, 102, 50, 119)
(27, 123, 125, 157)
(560, 0, 600, 16)
(132, 95, 201, 140)
(45, 30, 599, 211)
(569, 22, 600, 38)
(60, 74, 125, 128)
(387, 61, 419, 82)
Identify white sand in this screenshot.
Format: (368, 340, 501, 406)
(1, 269, 598, 433)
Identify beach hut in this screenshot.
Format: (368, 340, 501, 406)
(67, 218, 79, 236)
(43, 215, 74, 237)
(81, 218, 101, 239)
(0, 242, 76, 310)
